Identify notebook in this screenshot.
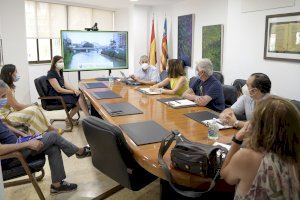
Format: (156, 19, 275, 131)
(84, 82, 107, 89)
(139, 88, 162, 95)
(119, 120, 170, 145)
(185, 111, 232, 130)
(92, 90, 122, 99)
(165, 99, 197, 108)
(101, 102, 143, 117)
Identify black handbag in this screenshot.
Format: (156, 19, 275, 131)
(158, 130, 228, 198)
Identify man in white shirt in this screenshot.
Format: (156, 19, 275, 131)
(131, 55, 160, 85)
(219, 73, 271, 129)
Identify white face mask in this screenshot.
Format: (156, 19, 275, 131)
(141, 63, 149, 71)
(56, 62, 64, 70)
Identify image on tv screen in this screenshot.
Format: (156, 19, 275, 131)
(61, 31, 128, 71)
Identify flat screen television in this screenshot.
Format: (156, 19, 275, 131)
(61, 30, 128, 72)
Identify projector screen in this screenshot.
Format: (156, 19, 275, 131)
(61, 31, 128, 72)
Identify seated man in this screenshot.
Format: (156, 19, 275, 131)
(0, 80, 90, 194)
(182, 58, 225, 112)
(219, 73, 271, 129)
(130, 55, 160, 85)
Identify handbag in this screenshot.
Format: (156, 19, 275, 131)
(158, 130, 228, 198)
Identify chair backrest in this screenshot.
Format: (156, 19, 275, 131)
(160, 70, 171, 89)
(34, 76, 49, 98)
(222, 85, 238, 108)
(82, 116, 156, 190)
(291, 100, 300, 112)
(232, 79, 246, 96)
(213, 71, 224, 84)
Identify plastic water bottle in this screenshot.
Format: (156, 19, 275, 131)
(208, 118, 219, 140)
(108, 76, 114, 85)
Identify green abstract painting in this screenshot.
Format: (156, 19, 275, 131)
(202, 25, 223, 71)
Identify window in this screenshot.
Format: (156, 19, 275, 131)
(25, 1, 114, 64)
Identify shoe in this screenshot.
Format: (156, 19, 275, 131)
(65, 119, 79, 129)
(76, 145, 91, 159)
(50, 180, 77, 194)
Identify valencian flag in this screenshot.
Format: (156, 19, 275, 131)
(161, 17, 168, 70)
(149, 17, 157, 66)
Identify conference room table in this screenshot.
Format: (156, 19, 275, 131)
(80, 79, 236, 192)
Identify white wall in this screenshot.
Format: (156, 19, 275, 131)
(0, 0, 30, 103)
(152, 0, 228, 78)
(223, 0, 300, 100)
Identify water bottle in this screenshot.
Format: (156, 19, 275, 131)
(208, 118, 219, 140)
(108, 76, 114, 85)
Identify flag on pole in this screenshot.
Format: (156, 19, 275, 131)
(149, 17, 157, 66)
(161, 17, 168, 70)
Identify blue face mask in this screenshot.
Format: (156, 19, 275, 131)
(0, 98, 8, 108)
(14, 74, 20, 82)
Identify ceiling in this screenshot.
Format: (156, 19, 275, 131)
(47, 0, 184, 9)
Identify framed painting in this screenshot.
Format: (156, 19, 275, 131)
(178, 14, 194, 67)
(264, 12, 300, 62)
(202, 24, 223, 71)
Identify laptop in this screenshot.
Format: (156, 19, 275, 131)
(120, 72, 142, 86)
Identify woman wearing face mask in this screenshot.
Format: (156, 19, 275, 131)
(47, 56, 90, 129)
(0, 64, 63, 135)
(219, 73, 271, 129)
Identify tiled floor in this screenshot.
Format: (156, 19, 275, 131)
(4, 110, 160, 200)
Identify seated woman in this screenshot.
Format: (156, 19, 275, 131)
(47, 56, 90, 128)
(221, 95, 299, 199)
(150, 59, 188, 96)
(0, 65, 63, 135)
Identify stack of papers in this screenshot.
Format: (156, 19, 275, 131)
(166, 99, 197, 108)
(139, 88, 162, 95)
(202, 118, 233, 130)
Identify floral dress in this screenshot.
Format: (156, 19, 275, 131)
(234, 153, 299, 200)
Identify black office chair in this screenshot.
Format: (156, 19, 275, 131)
(232, 79, 246, 96)
(222, 85, 237, 108)
(1, 152, 46, 200)
(213, 71, 224, 84)
(160, 70, 171, 89)
(34, 76, 79, 132)
(291, 100, 300, 112)
(82, 116, 157, 199)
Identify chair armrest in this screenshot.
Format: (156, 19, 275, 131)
(39, 96, 68, 110)
(0, 151, 24, 160)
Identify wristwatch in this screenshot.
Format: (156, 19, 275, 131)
(232, 135, 243, 145)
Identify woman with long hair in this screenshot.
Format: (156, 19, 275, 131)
(221, 95, 299, 199)
(0, 64, 64, 135)
(150, 59, 189, 96)
(47, 55, 90, 128)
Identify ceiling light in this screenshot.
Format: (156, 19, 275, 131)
(130, 0, 139, 2)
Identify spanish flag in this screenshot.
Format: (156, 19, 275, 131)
(161, 17, 168, 70)
(149, 18, 157, 66)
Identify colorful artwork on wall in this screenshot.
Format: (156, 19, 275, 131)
(202, 24, 223, 71)
(178, 14, 194, 67)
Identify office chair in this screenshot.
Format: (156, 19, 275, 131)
(222, 85, 238, 108)
(232, 79, 246, 97)
(34, 76, 79, 132)
(82, 116, 157, 199)
(160, 70, 171, 89)
(1, 152, 46, 200)
(213, 71, 224, 84)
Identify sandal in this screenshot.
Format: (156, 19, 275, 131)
(65, 119, 79, 129)
(76, 145, 91, 159)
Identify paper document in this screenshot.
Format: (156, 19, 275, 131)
(166, 99, 197, 108)
(139, 88, 162, 95)
(213, 142, 231, 151)
(202, 118, 233, 130)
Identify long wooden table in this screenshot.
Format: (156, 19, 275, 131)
(80, 80, 235, 191)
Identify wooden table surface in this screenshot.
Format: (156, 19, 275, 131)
(80, 80, 236, 190)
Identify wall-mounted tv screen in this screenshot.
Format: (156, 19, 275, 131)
(61, 31, 128, 72)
